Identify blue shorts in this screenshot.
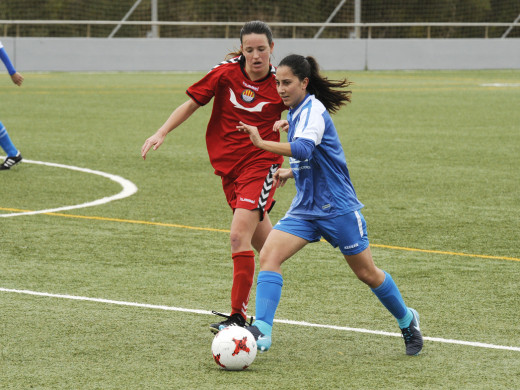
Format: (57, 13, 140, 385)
(273, 210, 369, 255)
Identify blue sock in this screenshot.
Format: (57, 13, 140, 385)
(371, 271, 412, 328)
(254, 271, 283, 334)
(0, 121, 18, 157)
(252, 319, 273, 337)
(397, 308, 413, 329)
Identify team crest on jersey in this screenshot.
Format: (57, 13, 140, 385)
(241, 89, 256, 103)
(229, 88, 270, 112)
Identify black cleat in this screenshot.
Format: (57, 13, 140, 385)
(210, 311, 251, 334)
(400, 308, 423, 356)
(0, 152, 23, 170)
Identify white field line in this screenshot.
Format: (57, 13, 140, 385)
(2, 287, 519, 353)
(479, 83, 520, 87)
(0, 158, 138, 217)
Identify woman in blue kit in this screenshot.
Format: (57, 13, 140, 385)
(0, 40, 24, 170)
(237, 54, 423, 356)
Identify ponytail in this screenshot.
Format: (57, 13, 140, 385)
(278, 54, 352, 114)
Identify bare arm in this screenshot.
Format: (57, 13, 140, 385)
(236, 121, 293, 157)
(141, 99, 200, 160)
(237, 122, 295, 188)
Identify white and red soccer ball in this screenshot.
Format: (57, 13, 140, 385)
(211, 326, 257, 370)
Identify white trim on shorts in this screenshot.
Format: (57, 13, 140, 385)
(354, 210, 364, 238)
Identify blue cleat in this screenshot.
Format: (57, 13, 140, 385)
(245, 323, 272, 352)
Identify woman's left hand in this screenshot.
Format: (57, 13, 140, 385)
(273, 120, 289, 133)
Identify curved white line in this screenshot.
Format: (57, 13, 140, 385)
(0, 158, 138, 217)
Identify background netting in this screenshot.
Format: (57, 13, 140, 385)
(1, 0, 519, 38)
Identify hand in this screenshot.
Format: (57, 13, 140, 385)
(236, 121, 263, 148)
(10, 72, 23, 86)
(273, 167, 293, 188)
(141, 132, 166, 160)
(273, 120, 289, 133)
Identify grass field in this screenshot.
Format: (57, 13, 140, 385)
(1, 69, 519, 389)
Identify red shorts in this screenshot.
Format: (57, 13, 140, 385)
(221, 163, 280, 220)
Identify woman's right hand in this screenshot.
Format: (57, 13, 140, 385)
(10, 72, 24, 86)
(273, 167, 293, 188)
(141, 131, 166, 160)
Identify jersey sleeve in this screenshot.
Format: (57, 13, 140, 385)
(186, 67, 223, 106)
(290, 137, 316, 160)
(0, 45, 16, 76)
(293, 107, 326, 145)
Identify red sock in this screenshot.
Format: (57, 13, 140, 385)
(231, 250, 255, 320)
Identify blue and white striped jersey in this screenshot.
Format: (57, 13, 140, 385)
(284, 94, 363, 220)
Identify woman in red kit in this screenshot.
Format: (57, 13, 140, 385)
(141, 21, 286, 332)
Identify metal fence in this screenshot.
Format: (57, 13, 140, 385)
(1, 20, 518, 39)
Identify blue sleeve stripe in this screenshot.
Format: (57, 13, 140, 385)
(0, 47, 16, 75)
(290, 137, 316, 160)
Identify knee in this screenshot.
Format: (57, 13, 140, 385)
(354, 267, 382, 288)
(230, 230, 248, 252)
(258, 247, 283, 272)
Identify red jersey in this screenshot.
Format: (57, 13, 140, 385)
(187, 56, 286, 177)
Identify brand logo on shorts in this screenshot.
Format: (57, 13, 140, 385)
(344, 243, 359, 250)
(239, 197, 256, 204)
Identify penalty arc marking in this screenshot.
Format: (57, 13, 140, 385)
(0, 158, 138, 217)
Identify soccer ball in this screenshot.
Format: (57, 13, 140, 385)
(211, 326, 257, 371)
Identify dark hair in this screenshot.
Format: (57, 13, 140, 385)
(226, 20, 273, 59)
(278, 54, 352, 114)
